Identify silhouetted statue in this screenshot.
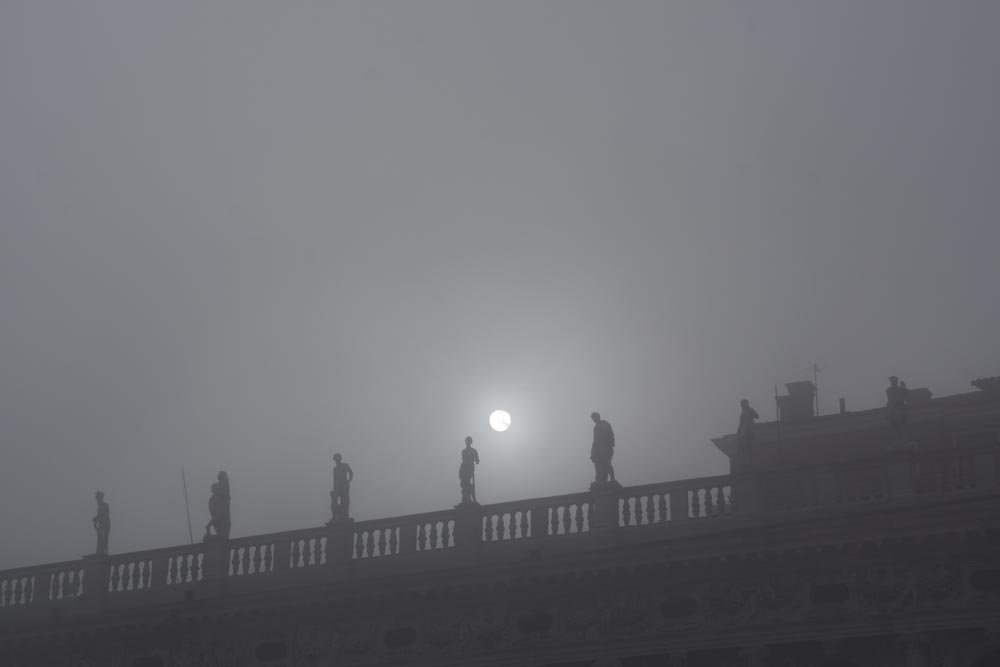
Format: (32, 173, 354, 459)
(458, 436, 480, 505)
(886, 376, 909, 439)
(203, 471, 231, 541)
(92, 491, 110, 555)
(737, 399, 759, 470)
(590, 412, 616, 484)
(329, 453, 354, 523)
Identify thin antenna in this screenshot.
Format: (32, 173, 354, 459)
(774, 383, 782, 454)
(182, 469, 194, 545)
(810, 363, 825, 416)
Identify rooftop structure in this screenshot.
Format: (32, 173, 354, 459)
(2, 377, 1000, 666)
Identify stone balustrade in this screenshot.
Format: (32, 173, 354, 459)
(1, 442, 997, 621)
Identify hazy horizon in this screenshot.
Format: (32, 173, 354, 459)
(2, 1, 998, 569)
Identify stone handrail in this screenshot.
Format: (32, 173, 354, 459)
(1, 442, 997, 620)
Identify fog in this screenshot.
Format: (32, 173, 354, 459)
(2, 1, 998, 568)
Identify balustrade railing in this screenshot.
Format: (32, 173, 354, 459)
(415, 514, 455, 552)
(481, 501, 534, 542)
(108, 556, 152, 593)
(48, 564, 85, 600)
(288, 530, 327, 569)
(166, 547, 205, 586)
(2, 441, 997, 617)
(353, 519, 402, 559)
(229, 539, 275, 577)
(1, 572, 35, 607)
(545, 496, 591, 536)
(619, 485, 672, 527)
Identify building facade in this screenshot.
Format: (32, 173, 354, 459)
(3, 380, 1000, 666)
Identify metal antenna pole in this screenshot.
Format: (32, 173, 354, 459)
(182, 469, 194, 545)
(774, 383, 782, 453)
(811, 363, 823, 416)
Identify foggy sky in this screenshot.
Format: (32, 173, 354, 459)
(2, 1, 998, 569)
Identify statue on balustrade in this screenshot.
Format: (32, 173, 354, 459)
(203, 471, 231, 541)
(329, 453, 354, 523)
(92, 491, 110, 555)
(458, 436, 480, 505)
(737, 399, 759, 470)
(590, 411, 617, 485)
(886, 376, 909, 439)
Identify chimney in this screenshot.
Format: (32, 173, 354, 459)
(777, 381, 816, 421)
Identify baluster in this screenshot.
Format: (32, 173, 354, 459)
(376, 529, 386, 557)
(289, 540, 299, 568)
(179, 554, 190, 583)
(652, 494, 662, 523)
(622, 499, 633, 527)
(168, 557, 178, 585)
(47, 573, 56, 600)
(415, 524, 424, 551)
(514, 512, 524, 539)
(129, 562, 139, 590)
(22, 576, 32, 603)
(724, 487, 733, 513)
(639, 496, 648, 525)
(363, 531, 372, 558)
(262, 544, 272, 572)
(11, 578, 21, 604)
(109, 565, 120, 593)
(711, 487, 720, 516)
(691, 489, 702, 518)
(228, 548, 238, 576)
(555, 506, 565, 534)
(310, 538, 320, 566)
(240, 547, 250, 575)
(548, 507, 556, 536)
(352, 533, 361, 559)
(488, 515, 497, 541)
(388, 527, 398, 555)
(444, 520, 453, 547)
(140, 561, 149, 589)
(430, 521, 439, 549)
(497, 514, 507, 540)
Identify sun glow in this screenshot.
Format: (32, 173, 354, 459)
(489, 409, 511, 432)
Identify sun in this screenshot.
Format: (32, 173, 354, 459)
(489, 409, 511, 432)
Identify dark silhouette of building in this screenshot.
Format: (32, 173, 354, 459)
(2, 376, 1000, 666)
